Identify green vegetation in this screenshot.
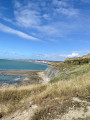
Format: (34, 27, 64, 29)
(65, 58, 90, 65)
(50, 64, 90, 83)
(0, 70, 90, 119)
(0, 54, 90, 119)
(65, 54, 90, 65)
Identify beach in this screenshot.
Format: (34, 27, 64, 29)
(0, 70, 46, 87)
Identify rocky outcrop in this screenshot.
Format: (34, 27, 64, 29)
(44, 67, 60, 79)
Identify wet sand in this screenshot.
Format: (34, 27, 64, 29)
(0, 70, 44, 87)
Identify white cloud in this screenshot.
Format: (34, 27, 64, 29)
(12, 0, 79, 38)
(67, 53, 79, 58)
(37, 20, 79, 37)
(72, 50, 90, 54)
(37, 25, 62, 36)
(37, 52, 79, 61)
(4, 0, 87, 40)
(14, 1, 41, 28)
(14, 9, 41, 28)
(2, 17, 13, 23)
(14, 0, 21, 8)
(0, 50, 26, 57)
(0, 23, 41, 41)
(53, 0, 79, 16)
(43, 14, 50, 20)
(56, 8, 79, 16)
(52, 0, 67, 7)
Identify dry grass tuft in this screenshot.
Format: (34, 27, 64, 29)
(31, 71, 90, 120)
(0, 84, 47, 116)
(0, 65, 90, 119)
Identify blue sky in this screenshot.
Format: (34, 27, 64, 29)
(0, 0, 90, 61)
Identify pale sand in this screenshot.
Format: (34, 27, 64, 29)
(1, 104, 38, 120)
(38, 71, 50, 84)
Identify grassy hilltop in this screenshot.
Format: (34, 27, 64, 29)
(65, 53, 90, 65)
(0, 54, 90, 120)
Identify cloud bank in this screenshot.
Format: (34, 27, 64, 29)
(37, 52, 79, 61)
(0, 23, 41, 41)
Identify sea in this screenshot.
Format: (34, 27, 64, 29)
(0, 59, 49, 84)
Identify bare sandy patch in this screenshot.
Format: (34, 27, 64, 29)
(1, 104, 38, 120)
(38, 71, 50, 83)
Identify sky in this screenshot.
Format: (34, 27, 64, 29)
(0, 0, 90, 61)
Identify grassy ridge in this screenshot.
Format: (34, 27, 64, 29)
(50, 64, 90, 83)
(31, 71, 90, 120)
(0, 84, 47, 115)
(65, 54, 90, 65)
(0, 55, 90, 119)
(0, 67, 90, 119)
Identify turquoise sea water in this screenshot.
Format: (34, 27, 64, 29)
(0, 59, 48, 70)
(0, 59, 49, 84)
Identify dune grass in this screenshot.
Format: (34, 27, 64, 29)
(31, 71, 90, 120)
(0, 84, 47, 115)
(0, 64, 90, 119)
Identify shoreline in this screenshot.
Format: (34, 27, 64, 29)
(0, 58, 53, 66)
(0, 69, 49, 87)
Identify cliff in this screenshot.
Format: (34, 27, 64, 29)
(44, 66, 60, 79)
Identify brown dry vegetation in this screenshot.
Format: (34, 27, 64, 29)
(0, 54, 90, 120)
(31, 71, 90, 120)
(50, 64, 90, 83)
(0, 64, 90, 119)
